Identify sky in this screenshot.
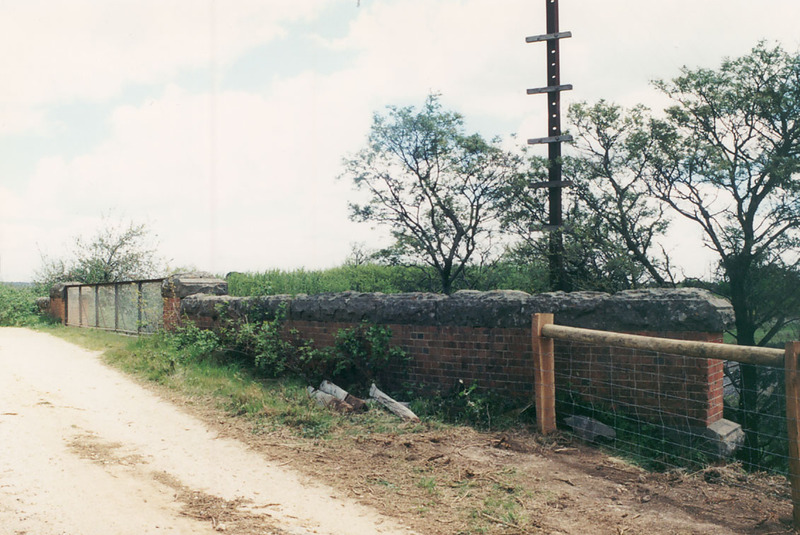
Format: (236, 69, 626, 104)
(1, 0, 799, 283)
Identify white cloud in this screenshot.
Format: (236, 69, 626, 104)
(20, 78, 382, 278)
(0, 0, 335, 136)
(3, 0, 800, 281)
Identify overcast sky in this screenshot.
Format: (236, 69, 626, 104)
(1, 0, 799, 282)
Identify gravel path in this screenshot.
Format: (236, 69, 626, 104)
(0, 327, 415, 535)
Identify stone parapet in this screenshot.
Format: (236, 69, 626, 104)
(180, 288, 733, 333)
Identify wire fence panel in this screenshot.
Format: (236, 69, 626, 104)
(83, 287, 97, 328)
(97, 286, 116, 329)
(553, 339, 792, 508)
(117, 283, 140, 333)
(140, 281, 164, 333)
(66, 286, 81, 327)
(63, 279, 164, 335)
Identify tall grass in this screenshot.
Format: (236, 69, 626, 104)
(228, 262, 547, 297)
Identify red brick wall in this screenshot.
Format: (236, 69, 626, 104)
(287, 321, 535, 398)
(283, 321, 723, 428)
(49, 297, 66, 324)
(163, 297, 182, 331)
(554, 332, 724, 427)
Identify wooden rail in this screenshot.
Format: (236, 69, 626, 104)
(532, 313, 800, 528)
(541, 323, 784, 367)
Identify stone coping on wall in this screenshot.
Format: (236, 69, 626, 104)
(179, 287, 734, 333)
(162, 272, 228, 299)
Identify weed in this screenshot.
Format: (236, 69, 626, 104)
(417, 476, 438, 494)
(412, 380, 527, 430)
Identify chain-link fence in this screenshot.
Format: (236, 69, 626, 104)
(64, 279, 164, 334)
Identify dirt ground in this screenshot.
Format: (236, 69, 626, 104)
(1, 327, 797, 535)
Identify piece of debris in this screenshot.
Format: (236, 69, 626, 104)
(319, 380, 368, 411)
(306, 386, 355, 412)
(564, 415, 616, 442)
(369, 383, 420, 422)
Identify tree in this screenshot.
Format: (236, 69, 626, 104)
(646, 43, 800, 467)
(498, 101, 675, 292)
(36, 218, 166, 286)
(649, 43, 800, 348)
(567, 101, 676, 287)
(342, 94, 519, 294)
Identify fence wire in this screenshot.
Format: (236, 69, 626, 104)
(65, 280, 164, 334)
(553, 339, 792, 505)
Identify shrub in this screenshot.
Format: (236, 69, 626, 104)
(209, 306, 407, 395)
(0, 284, 40, 326)
(169, 322, 221, 363)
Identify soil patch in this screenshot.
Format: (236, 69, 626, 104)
(165, 392, 798, 535)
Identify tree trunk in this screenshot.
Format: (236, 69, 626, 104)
(440, 264, 453, 295)
(728, 264, 760, 470)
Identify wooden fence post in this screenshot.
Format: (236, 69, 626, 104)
(532, 313, 557, 434)
(785, 341, 800, 529)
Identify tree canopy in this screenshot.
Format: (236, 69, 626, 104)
(342, 94, 520, 294)
(648, 42, 800, 347)
(498, 101, 676, 292)
(36, 219, 166, 287)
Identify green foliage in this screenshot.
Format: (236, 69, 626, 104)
(412, 380, 526, 430)
(227, 262, 548, 297)
(169, 322, 222, 363)
(36, 217, 165, 286)
(323, 323, 408, 396)
(227, 265, 429, 296)
(649, 42, 800, 347)
(0, 284, 41, 326)
(342, 93, 521, 294)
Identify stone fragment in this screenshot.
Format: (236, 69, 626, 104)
(564, 415, 617, 442)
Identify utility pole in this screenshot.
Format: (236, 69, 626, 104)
(526, 0, 572, 291)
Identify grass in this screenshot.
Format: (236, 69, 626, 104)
(39, 324, 418, 441)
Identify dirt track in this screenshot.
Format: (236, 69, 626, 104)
(0, 328, 415, 535)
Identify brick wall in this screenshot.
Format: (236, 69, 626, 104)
(287, 321, 535, 397)
(279, 321, 723, 428)
(165, 277, 735, 431)
(553, 332, 724, 427)
(48, 296, 65, 323)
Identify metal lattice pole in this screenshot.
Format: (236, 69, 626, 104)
(526, 0, 573, 291)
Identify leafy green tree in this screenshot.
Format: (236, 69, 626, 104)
(342, 94, 520, 294)
(36, 218, 165, 286)
(499, 101, 674, 292)
(649, 43, 800, 347)
(567, 101, 675, 287)
(646, 43, 800, 466)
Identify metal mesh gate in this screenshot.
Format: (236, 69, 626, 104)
(64, 279, 165, 334)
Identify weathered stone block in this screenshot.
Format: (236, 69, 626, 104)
(180, 294, 238, 322)
(49, 281, 82, 300)
(162, 272, 228, 299)
(696, 418, 745, 459)
(375, 293, 445, 325)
